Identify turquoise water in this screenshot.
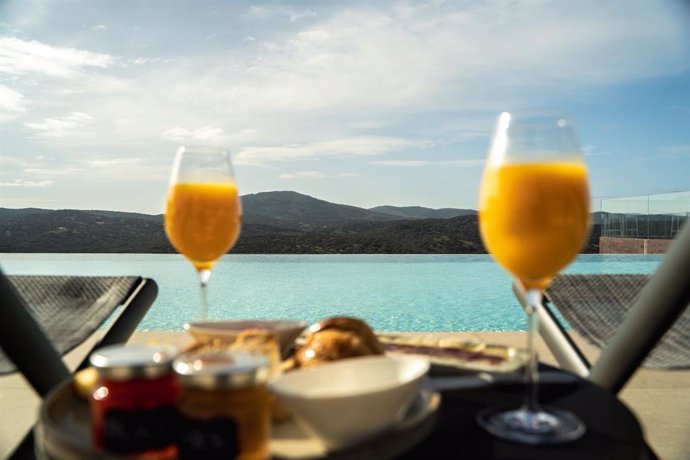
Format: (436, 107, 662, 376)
(0, 254, 662, 332)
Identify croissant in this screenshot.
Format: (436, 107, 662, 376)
(293, 317, 384, 368)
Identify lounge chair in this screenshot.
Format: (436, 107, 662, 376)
(514, 222, 690, 394)
(0, 270, 158, 459)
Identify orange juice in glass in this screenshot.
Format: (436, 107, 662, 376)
(476, 112, 590, 445)
(165, 182, 242, 271)
(164, 146, 242, 320)
(479, 162, 590, 290)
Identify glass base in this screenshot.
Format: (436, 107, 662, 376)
(477, 405, 585, 445)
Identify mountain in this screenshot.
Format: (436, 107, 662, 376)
(370, 205, 477, 219)
(0, 209, 171, 253)
(0, 191, 602, 254)
(242, 191, 398, 229)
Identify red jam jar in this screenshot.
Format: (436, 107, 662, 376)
(89, 344, 179, 458)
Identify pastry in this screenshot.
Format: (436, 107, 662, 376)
(293, 317, 384, 368)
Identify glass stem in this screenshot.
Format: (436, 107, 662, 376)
(523, 288, 542, 413)
(198, 269, 211, 321)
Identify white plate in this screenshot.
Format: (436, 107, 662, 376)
(184, 319, 307, 352)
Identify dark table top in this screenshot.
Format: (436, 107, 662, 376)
(399, 367, 655, 460)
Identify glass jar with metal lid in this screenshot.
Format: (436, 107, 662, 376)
(89, 344, 179, 458)
(173, 351, 271, 460)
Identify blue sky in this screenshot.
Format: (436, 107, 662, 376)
(1, 0, 689, 214)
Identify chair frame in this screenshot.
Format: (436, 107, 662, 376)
(0, 271, 157, 458)
(513, 222, 690, 394)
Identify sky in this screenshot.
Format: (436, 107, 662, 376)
(1, 0, 689, 214)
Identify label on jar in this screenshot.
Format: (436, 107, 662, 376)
(103, 405, 177, 453)
(178, 416, 240, 460)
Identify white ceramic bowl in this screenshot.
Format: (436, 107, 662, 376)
(268, 355, 430, 449)
(184, 320, 307, 353)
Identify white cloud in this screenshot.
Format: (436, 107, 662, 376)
(193, 127, 226, 141)
(279, 171, 356, 179)
(662, 145, 690, 157)
(0, 36, 113, 77)
(235, 136, 432, 165)
(442, 159, 485, 167)
(369, 160, 432, 167)
(160, 126, 228, 142)
(25, 167, 86, 176)
(8, 1, 682, 155)
(290, 10, 317, 22)
(0, 179, 55, 187)
(370, 159, 485, 167)
(160, 127, 191, 140)
(217, 0, 689, 115)
(87, 158, 143, 167)
(248, 5, 316, 22)
(91, 24, 106, 31)
(0, 84, 25, 119)
(24, 112, 95, 138)
(582, 145, 612, 157)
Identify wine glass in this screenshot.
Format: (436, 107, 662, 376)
(477, 111, 591, 444)
(164, 146, 242, 321)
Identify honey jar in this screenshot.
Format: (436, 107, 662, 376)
(173, 351, 271, 460)
(89, 344, 179, 458)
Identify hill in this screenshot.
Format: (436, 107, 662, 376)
(242, 191, 398, 229)
(369, 205, 476, 219)
(0, 191, 601, 254)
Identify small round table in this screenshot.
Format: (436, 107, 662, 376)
(399, 368, 654, 460)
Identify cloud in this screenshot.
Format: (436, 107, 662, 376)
(91, 24, 106, 31)
(370, 159, 485, 167)
(87, 158, 143, 167)
(279, 171, 356, 179)
(442, 159, 485, 167)
(290, 10, 317, 22)
(661, 145, 690, 158)
(0, 84, 25, 119)
(369, 160, 432, 167)
(25, 167, 85, 176)
(4, 1, 684, 155)
(582, 145, 612, 157)
(24, 112, 95, 138)
(248, 5, 317, 22)
(222, 0, 690, 115)
(0, 36, 113, 77)
(160, 126, 228, 142)
(235, 136, 432, 165)
(0, 179, 55, 187)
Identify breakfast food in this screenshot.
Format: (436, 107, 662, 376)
(186, 329, 283, 378)
(185, 328, 291, 422)
(293, 317, 385, 368)
(73, 367, 100, 399)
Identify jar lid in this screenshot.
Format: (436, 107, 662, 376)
(173, 351, 269, 390)
(90, 344, 177, 380)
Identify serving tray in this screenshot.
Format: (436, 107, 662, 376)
(35, 380, 440, 460)
(378, 333, 528, 374)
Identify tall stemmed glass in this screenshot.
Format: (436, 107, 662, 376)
(477, 112, 590, 444)
(164, 146, 242, 321)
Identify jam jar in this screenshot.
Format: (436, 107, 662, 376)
(89, 344, 179, 458)
(173, 351, 271, 460)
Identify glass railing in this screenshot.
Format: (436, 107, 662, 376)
(600, 191, 689, 239)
